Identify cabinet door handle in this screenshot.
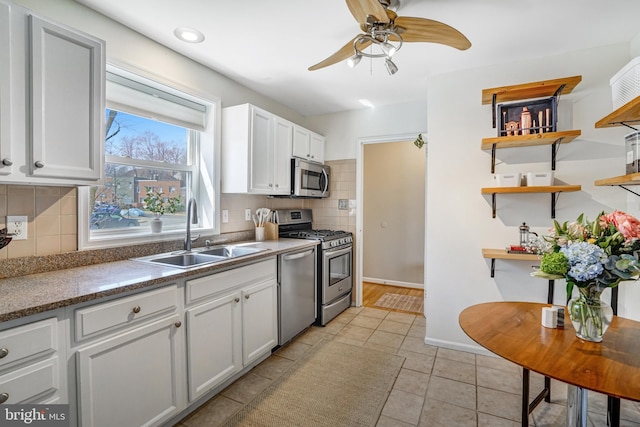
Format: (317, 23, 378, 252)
(0, 393, 8, 404)
(174, 321, 182, 328)
(1, 158, 12, 166)
(132, 306, 141, 314)
(34, 161, 45, 168)
(245, 294, 250, 300)
(0, 348, 7, 359)
(234, 297, 240, 303)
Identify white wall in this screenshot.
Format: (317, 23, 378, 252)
(13, 0, 305, 124)
(425, 43, 640, 353)
(304, 101, 428, 161)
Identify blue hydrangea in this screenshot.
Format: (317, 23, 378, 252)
(560, 241, 606, 282)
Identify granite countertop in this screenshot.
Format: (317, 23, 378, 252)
(0, 239, 318, 323)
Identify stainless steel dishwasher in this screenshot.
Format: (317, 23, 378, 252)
(278, 246, 316, 345)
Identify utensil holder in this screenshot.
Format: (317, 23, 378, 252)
(255, 227, 265, 242)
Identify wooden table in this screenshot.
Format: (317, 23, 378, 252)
(459, 302, 640, 427)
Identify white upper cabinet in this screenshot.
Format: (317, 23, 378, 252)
(29, 15, 104, 181)
(292, 125, 325, 164)
(0, 0, 105, 184)
(222, 104, 292, 195)
(0, 2, 13, 175)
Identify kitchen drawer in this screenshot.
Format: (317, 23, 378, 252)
(186, 259, 276, 304)
(75, 285, 178, 341)
(0, 318, 57, 371)
(0, 357, 59, 404)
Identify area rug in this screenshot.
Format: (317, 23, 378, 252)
(374, 292, 424, 314)
(222, 340, 404, 426)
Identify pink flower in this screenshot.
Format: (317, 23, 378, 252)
(600, 210, 640, 241)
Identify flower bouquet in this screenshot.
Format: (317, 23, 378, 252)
(531, 210, 640, 341)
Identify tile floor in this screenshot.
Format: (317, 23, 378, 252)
(179, 306, 640, 426)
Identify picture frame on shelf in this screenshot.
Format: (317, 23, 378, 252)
(498, 97, 557, 137)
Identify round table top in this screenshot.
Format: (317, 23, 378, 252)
(459, 301, 640, 401)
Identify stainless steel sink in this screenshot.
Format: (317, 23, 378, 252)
(147, 253, 227, 268)
(132, 244, 269, 269)
(197, 246, 267, 258)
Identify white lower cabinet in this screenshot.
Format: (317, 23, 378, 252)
(185, 259, 278, 402)
(76, 314, 184, 427)
(73, 284, 184, 427)
(186, 291, 242, 402)
(0, 257, 280, 425)
(0, 317, 63, 404)
(241, 279, 278, 366)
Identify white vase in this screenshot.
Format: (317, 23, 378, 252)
(150, 217, 163, 233)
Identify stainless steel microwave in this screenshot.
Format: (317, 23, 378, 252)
(291, 158, 330, 198)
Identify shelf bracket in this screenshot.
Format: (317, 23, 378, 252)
(490, 258, 496, 277)
(492, 93, 497, 129)
(621, 122, 638, 132)
(551, 192, 561, 219)
(551, 138, 564, 171)
(491, 144, 497, 174)
(618, 185, 640, 197)
(491, 193, 497, 218)
(553, 84, 566, 98)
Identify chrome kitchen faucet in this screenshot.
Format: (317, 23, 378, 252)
(184, 198, 199, 251)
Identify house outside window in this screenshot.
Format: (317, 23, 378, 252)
(78, 65, 220, 249)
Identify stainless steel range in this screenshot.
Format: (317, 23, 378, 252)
(275, 209, 353, 326)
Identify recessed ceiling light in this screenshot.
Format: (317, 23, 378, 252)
(174, 27, 205, 43)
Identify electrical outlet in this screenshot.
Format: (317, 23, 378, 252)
(6, 216, 27, 240)
(222, 210, 229, 223)
(245, 209, 252, 221)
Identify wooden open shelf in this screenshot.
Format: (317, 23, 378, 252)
(481, 185, 581, 219)
(482, 248, 540, 279)
(594, 96, 640, 190)
(482, 248, 539, 261)
(482, 76, 582, 105)
(595, 96, 640, 128)
(481, 130, 581, 150)
(595, 172, 640, 186)
(481, 185, 581, 194)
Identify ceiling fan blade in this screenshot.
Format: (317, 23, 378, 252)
(346, 0, 390, 24)
(308, 36, 372, 71)
(395, 16, 471, 50)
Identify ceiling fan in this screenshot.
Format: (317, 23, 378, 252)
(308, 0, 471, 74)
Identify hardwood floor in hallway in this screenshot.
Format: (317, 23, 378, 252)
(362, 282, 424, 316)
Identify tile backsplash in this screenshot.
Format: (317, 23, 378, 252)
(0, 159, 357, 261)
(0, 185, 77, 259)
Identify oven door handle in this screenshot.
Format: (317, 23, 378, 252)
(323, 245, 352, 259)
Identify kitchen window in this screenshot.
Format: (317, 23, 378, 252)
(78, 65, 220, 249)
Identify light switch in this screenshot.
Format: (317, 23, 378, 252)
(222, 210, 229, 223)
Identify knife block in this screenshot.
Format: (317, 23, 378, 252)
(264, 222, 278, 240)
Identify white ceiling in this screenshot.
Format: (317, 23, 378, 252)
(75, 0, 640, 116)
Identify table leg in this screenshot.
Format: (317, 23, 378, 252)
(607, 396, 620, 427)
(522, 369, 530, 427)
(567, 385, 588, 427)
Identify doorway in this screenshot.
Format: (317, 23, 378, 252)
(355, 134, 426, 314)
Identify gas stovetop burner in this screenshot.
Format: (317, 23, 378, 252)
(281, 229, 350, 240)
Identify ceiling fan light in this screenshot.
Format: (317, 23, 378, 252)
(381, 42, 397, 57)
(347, 53, 362, 68)
(385, 58, 398, 75)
